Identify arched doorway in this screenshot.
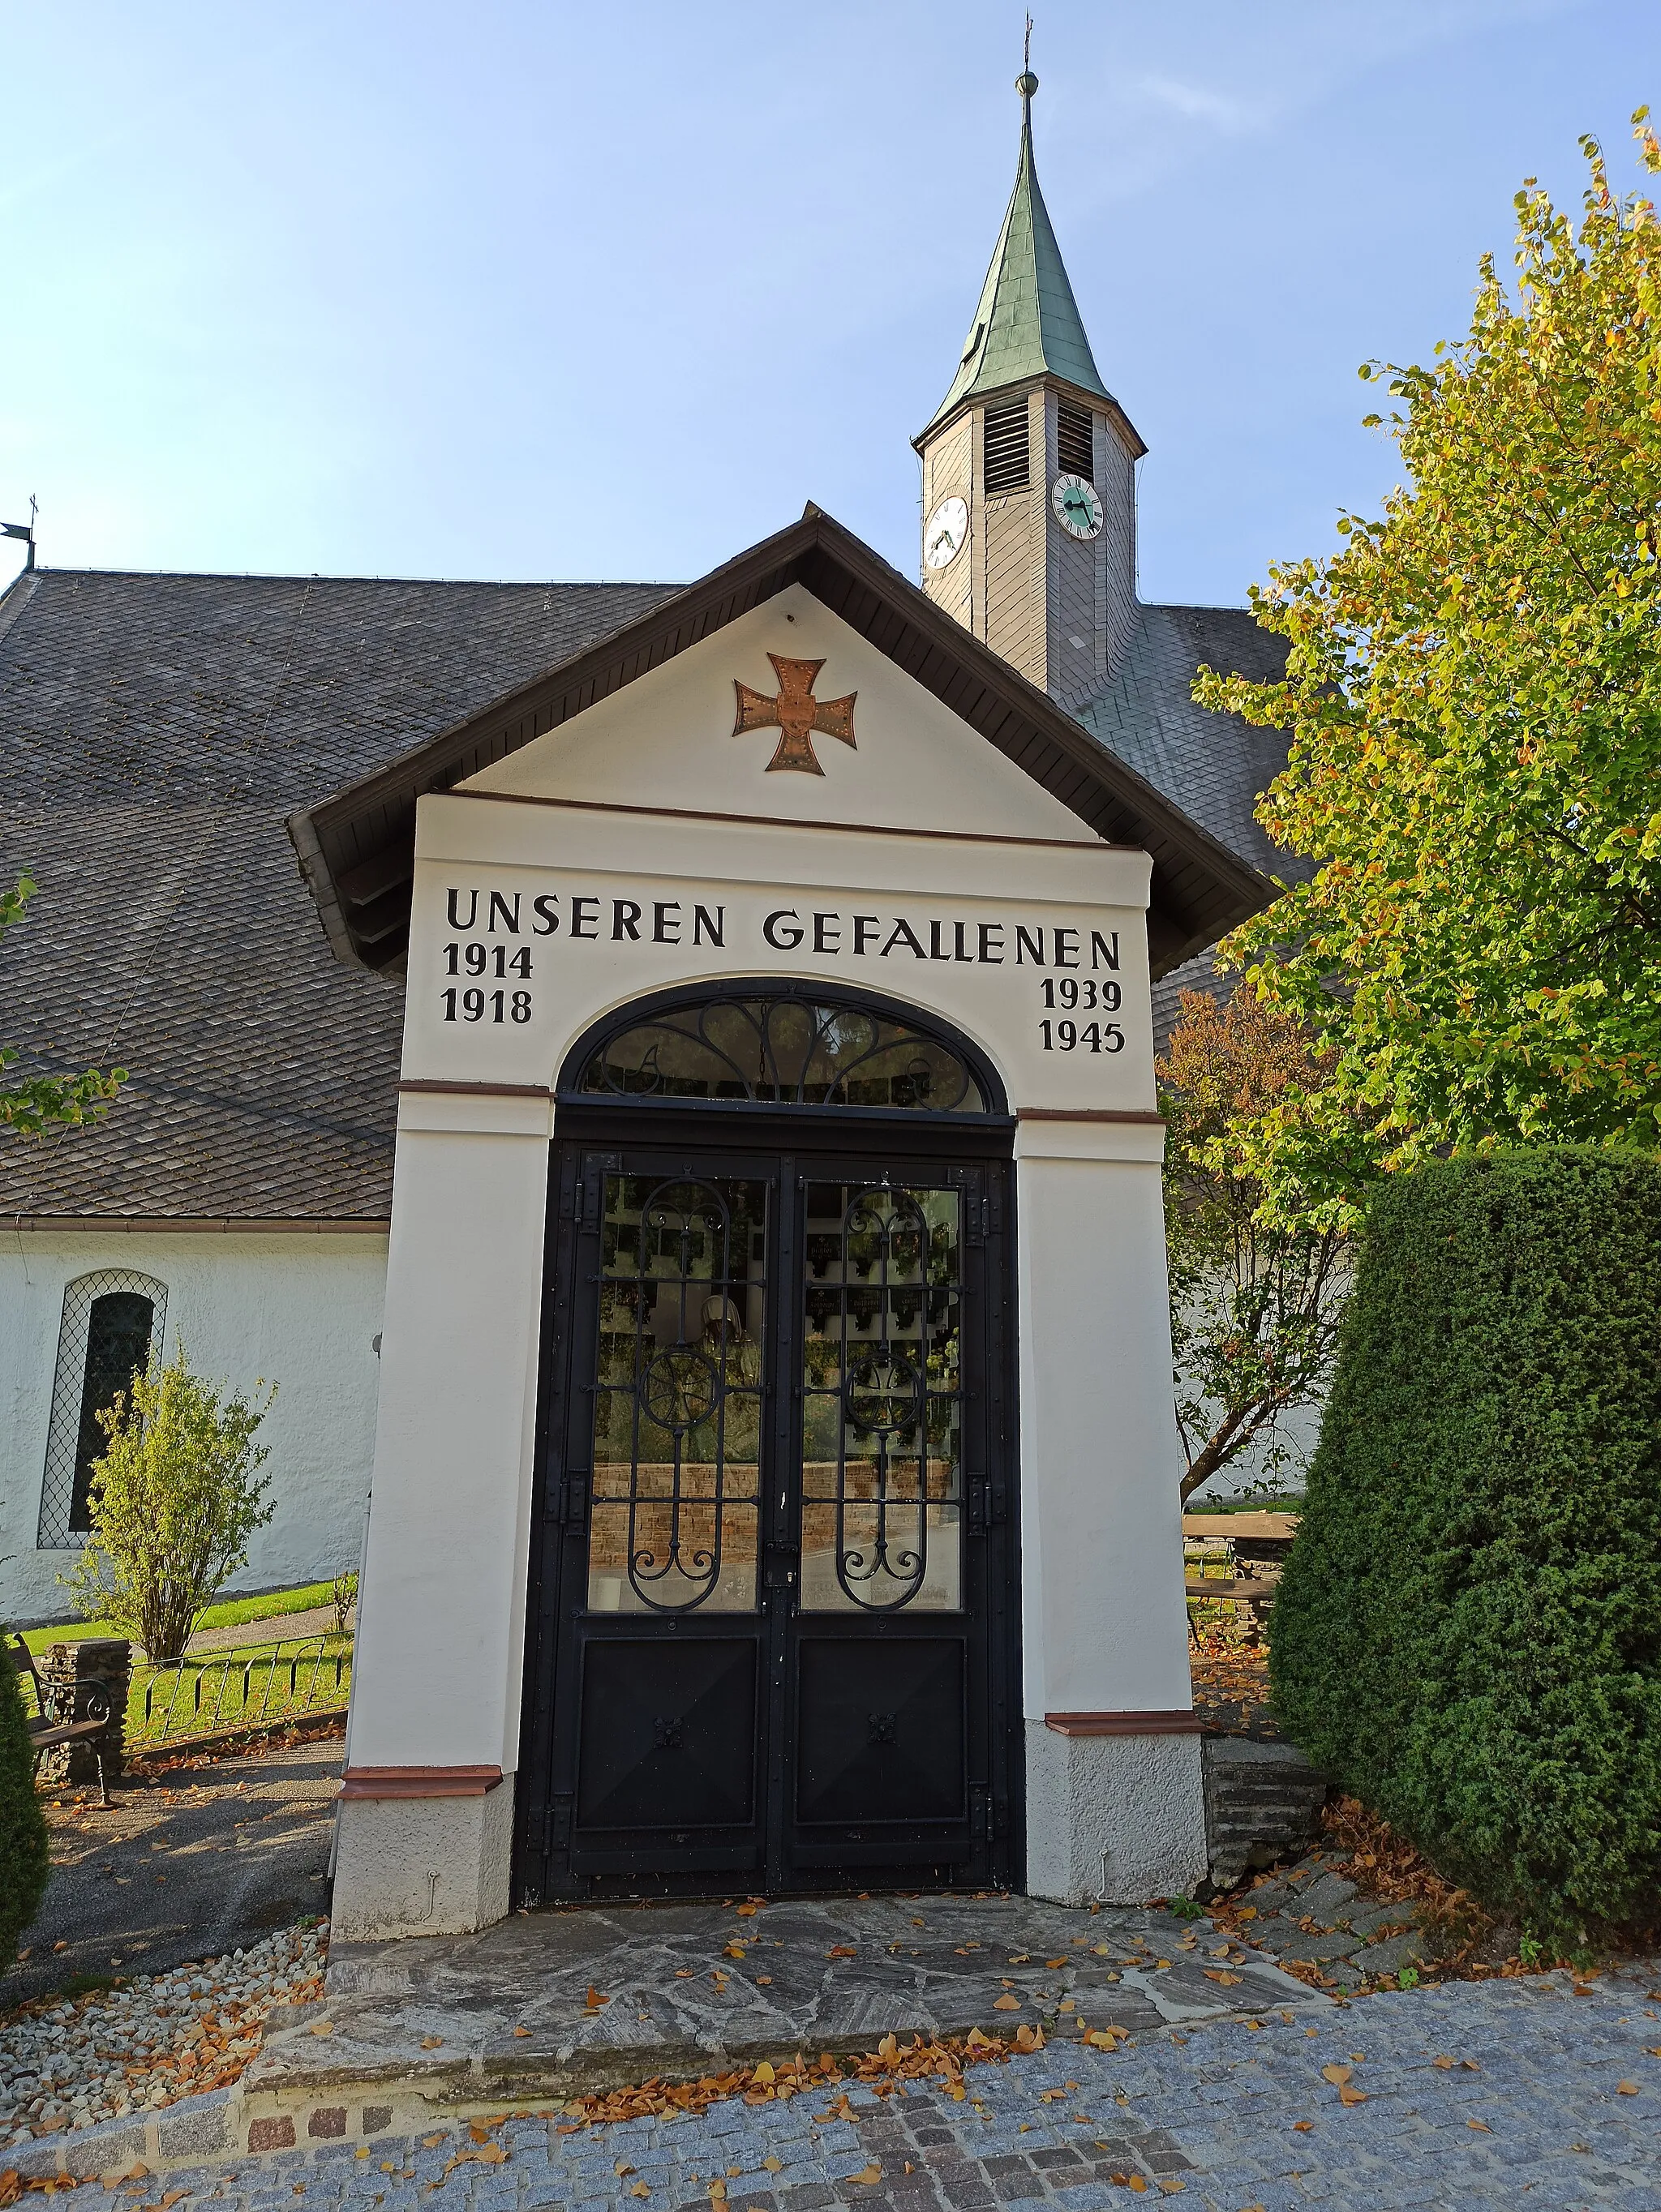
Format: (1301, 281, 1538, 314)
(513, 983, 1020, 1901)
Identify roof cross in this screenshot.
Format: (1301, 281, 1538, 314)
(732, 654, 857, 776)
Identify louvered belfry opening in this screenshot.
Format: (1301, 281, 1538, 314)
(981, 401, 1030, 495)
(1056, 401, 1095, 483)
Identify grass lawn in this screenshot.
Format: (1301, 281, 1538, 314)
(18, 1579, 345, 1655)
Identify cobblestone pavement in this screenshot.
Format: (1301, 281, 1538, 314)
(24, 1968, 1661, 2210)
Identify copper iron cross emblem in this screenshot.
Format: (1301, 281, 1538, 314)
(732, 654, 857, 775)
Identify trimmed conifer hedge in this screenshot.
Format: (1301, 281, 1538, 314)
(0, 1630, 50, 1970)
(1269, 1148, 1661, 1943)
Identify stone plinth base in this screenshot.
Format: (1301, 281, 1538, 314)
(1024, 1721, 1208, 1905)
(331, 1778, 514, 1941)
(1202, 1734, 1327, 1890)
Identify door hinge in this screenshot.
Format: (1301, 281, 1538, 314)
(967, 1478, 1006, 1534)
(556, 1470, 588, 1526)
(971, 1783, 994, 1841)
(543, 1794, 573, 1853)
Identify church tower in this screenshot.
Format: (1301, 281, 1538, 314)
(915, 66, 1144, 706)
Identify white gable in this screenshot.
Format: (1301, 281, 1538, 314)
(461, 583, 1100, 843)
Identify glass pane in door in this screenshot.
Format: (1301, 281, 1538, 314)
(800, 1182, 962, 1611)
(587, 1175, 767, 1613)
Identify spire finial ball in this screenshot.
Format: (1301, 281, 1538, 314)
(1016, 70, 1038, 99)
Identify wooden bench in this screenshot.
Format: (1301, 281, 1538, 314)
(7, 1635, 115, 1805)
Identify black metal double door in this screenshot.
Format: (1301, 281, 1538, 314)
(515, 1131, 1018, 1901)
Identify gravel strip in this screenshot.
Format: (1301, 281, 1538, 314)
(0, 1921, 326, 2146)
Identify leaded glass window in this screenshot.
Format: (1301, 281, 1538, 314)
(37, 1271, 166, 1548)
(576, 993, 988, 1113)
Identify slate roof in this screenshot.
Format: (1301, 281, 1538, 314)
(0, 568, 676, 1223)
(1071, 603, 1309, 1054)
(918, 81, 1131, 443)
(0, 565, 1290, 1222)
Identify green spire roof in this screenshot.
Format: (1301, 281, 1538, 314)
(921, 72, 1113, 439)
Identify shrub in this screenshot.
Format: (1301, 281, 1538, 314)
(1269, 1149, 1661, 1944)
(0, 1629, 50, 1970)
(66, 1342, 276, 1664)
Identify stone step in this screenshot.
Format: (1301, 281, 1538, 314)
(1201, 1735, 1328, 1890)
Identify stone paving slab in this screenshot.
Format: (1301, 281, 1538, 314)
(259, 1898, 1316, 2107)
(13, 1968, 1661, 2208)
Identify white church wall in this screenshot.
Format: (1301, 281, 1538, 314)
(0, 1229, 387, 1627)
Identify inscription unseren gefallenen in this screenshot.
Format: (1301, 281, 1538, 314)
(437, 887, 1127, 1057)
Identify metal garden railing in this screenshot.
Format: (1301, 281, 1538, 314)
(133, 1632, 351, 1746)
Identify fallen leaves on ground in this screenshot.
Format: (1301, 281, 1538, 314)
(556, 2022, 1069, 2128)
(1187, 1641, 1276, 1739)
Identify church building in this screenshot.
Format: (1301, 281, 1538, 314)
(0, 73, 1292, 1919)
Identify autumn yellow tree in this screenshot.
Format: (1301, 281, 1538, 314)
(1160, 982, 1351, 1503)
(1196, 116, 1661, 1201)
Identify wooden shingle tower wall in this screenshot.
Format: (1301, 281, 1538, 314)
(915, 68, 1144, 708)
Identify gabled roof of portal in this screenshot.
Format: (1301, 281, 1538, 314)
(287, 505, 1273, 981)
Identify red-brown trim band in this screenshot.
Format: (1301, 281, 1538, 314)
(398, 1080, 553, 1100)
(1043, 1711, 1204, 1737)
(338, 1764, 504, 1799)
(1017, 1109, 1165, 1126)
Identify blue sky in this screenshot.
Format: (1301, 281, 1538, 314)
(2, 1, 1658, 607)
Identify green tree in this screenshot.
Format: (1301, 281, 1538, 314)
(0, 1629, 51, 1971)
(1, 877, 124, 1133)
(1195, 116, 1661, 1207)
(67, 1344, 277, 1663)
(1160, 983, 1350, 1503)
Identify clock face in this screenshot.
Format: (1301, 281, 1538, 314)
(924, 495, 969, 570)
(1052, 473, 1105, 542)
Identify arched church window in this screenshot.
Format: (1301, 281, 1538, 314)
(569, 988, 998, 1116)
(37, 1271, 167, 1549)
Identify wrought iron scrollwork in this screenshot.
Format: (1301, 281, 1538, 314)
(586, 1176, 766, 1614)
(800, 1183, 964, 1614)
(577, 992, 987, 1113)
